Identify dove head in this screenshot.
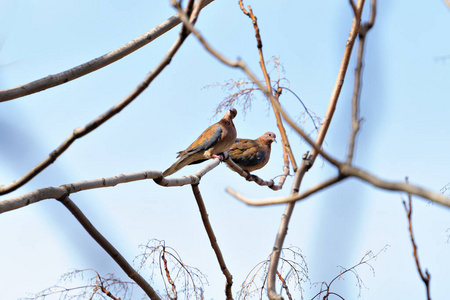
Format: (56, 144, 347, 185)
(224, 108, 237, 121)
(261, 132, 277, 145)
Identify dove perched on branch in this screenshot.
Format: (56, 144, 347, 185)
(163, 108, 238, 177)
(228, 132, 276, 173)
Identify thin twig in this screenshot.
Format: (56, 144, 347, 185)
(403, 179, 431, 300)
(191, 184, 233, 299)
(58, 196, 161, 300)
(276, 272, 292, 300)
(0, 1, 205, 196)
(279, 86, 319, 131)
(0, 0, 214, 102)
(161, 246, 177, 299)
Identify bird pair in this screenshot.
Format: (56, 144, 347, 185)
(163, 108, 276, 177)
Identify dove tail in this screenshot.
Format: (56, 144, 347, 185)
(163, 163, 180, 177)
(163, 155, 191, 177)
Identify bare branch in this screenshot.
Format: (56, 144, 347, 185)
(191, 184, 233, 299)
(225, 156, 289, 190)
(161, 246, 178, 299)
(0, 159, 221, 215)
(227, 175, 346, 206)
(58, 196, 161, 300)
(340, 165, 450, 207)
(0, 1, 206, 196)
(0, 0, 214, 102)
(402, 182, 431, 300)
(228, 164, 450, 208)
(346, 0, 376, 164)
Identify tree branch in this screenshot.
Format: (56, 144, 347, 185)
(58, 196, 161, 300)
(346, 0, 376, 164)
(191, 184, 233, 299)
(0, 0, 214, 102)
(0, 1, 205, 196)
(225, 156, 289, 190)
(229, 163, 450, 208)
(0, 158, 221, 215)
(402, 185, 431, 300)
(227, 175, 346, 206)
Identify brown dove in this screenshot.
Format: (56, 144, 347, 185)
(228, 132, 276, 172)
(163, 108, 238, 177)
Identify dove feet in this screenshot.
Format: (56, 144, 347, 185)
(212, 153, 228, 161)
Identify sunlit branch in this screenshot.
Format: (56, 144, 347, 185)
(58, 196, 161, 300)
(191, 184, 233, 299)
(227, 175, 346, 206)
(0, 159, 221, 215)
(402, 184, 431, 300)
(346, 0, 376, 164)
(0, 0, 214, 102)
(229, 164, 450, 208)
(0, 2, 205, 196)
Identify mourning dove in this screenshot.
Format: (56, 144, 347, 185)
(228, 132, 276, 173)
(163, 108, 238, 177)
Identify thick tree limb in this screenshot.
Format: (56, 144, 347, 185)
(0, 0, 214, 102)
(0, 159, 221, 215)
(58, 196, 161, 300)
(191, 184, 233, 299)
(0, 2, 205, 196)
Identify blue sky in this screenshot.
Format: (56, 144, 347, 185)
(1, 0, 450, 299)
